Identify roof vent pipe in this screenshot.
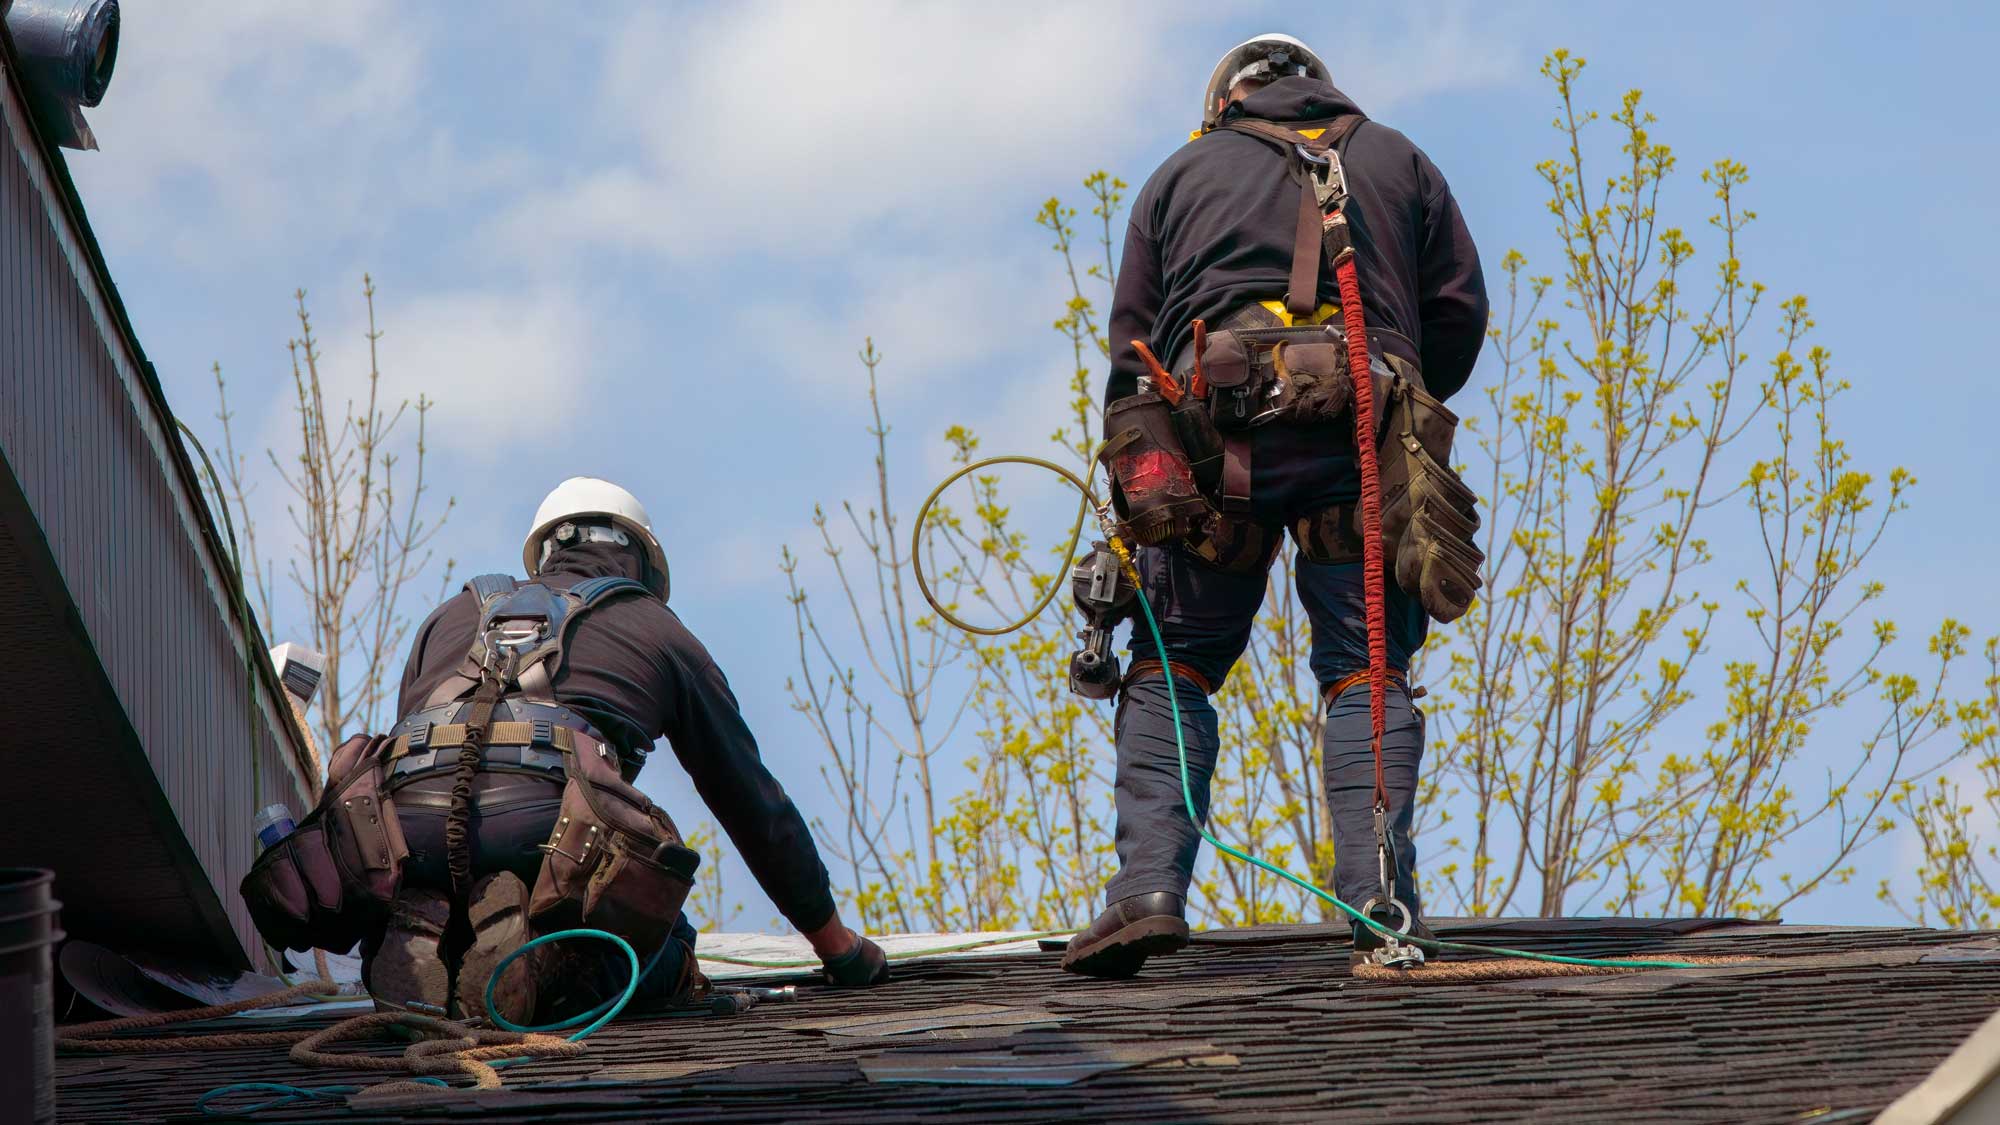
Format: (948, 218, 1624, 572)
(3, 0, 119, 150)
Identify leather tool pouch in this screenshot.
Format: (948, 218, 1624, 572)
(322, 734, 409, 910)
(530, 738, 701, 955)
(1169, 396, 1225, 499)
(1101, 391, 1214, 547)
(1359, 365, 1486, 623)
(1198, 329, 1262, 430)
(1203, 325, 1357, 430)
(1269, 337, 1352, 424)
(241, 820, 362, 953)
(241, 733, 409, 952)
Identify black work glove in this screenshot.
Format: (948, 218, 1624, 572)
(821, 935, 890, 988)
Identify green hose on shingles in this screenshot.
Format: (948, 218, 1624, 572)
(913, 454, 1700, 972)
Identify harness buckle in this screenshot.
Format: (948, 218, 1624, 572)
(530, 718, 555, 746)
(405, 723, 431, 752)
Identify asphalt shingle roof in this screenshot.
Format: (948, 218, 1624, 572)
(54, 918, 2000, 1124)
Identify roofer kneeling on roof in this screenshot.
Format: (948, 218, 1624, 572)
(1061, 35, 1489, 978)
(243, 477, 888, 1023)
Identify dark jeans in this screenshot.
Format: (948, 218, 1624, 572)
(394, 771, 697, 1007)
(1103, 421, 1430, 919)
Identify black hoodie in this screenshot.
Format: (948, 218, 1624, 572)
(1106, 76, 1488, 404)
(397, 540, 837, 932)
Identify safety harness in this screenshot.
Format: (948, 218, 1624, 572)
(393, 574, 653, 893)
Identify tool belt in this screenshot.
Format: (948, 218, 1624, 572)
(1362, 366, 1484, 624)
(1100, 389, 1215, 546)
(240, 733, 409, 953)
(525, 722, 700, 955)
(241, 720, 699, 957)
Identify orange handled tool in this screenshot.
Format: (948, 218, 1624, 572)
(1130, 340, 1186, 406)
(1188, 319, 1210, 400)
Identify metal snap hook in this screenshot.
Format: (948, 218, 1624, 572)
(1359, 895, 1413, 935)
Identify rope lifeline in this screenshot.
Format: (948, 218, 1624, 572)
(59, 929, 646, 1113)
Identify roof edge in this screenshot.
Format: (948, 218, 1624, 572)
(1876, 1006, 2000, 1124)
(0, 22, 319, 798)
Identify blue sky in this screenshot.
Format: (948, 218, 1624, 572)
(65, 1, 2000, 927)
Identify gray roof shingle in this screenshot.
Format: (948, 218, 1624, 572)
(54, 919, 2000, 1124)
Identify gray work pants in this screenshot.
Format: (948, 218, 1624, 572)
(1100, 420, 1429, 919)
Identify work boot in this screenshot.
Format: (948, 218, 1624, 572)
(1060, 892, 1189, 979)
(364, 888, 452, 1016)
(457, 872, 541, 1024)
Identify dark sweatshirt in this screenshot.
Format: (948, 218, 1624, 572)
(396, 540, 837, 932)
(1107, 76, 1488, 404)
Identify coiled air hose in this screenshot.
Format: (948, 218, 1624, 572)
(911, 455, 1699, 971)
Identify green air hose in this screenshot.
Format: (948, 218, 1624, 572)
(914, 454, 1699, 972)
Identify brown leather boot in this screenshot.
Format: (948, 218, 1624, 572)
(457, 872, 540, 1024)
(364, 888, 452, 1016)
(1060, 892, 1189, 979)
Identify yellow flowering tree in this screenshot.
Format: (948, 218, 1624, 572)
(785, 52, 1990, 931)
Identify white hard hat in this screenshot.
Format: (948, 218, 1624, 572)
(523, 476, 670, 599)
(1201, 33, 1331, 132)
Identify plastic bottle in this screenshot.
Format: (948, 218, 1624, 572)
(253, 803, 297, 852)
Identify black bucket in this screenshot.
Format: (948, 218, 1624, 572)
(0, 868, 62, 1125)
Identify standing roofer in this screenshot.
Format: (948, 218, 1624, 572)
(1063, 34, 1488, 977)
(245, 477, 887, 1023)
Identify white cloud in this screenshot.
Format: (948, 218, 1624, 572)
(67, 1, 430, 257)
(1318, 5, 1529, 113)
(730, 249, 1070, 395)
(332, 288, 596, 463)
(246, 285, 596, 483)
(483, 2, 1529, 266)
(487, 0, 1209, 262)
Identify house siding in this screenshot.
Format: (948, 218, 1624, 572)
(0, 47, 317, 966)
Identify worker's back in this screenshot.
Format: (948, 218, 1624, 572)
(396, 540, 696, 780)
(1105, 75, 1487, 405)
